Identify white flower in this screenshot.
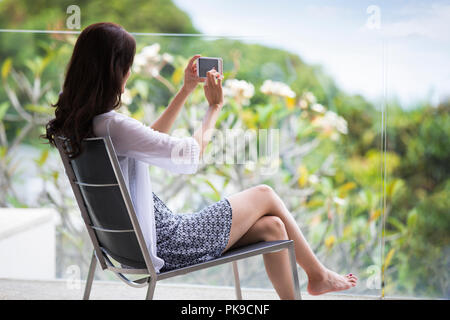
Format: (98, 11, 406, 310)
(333, 196, 346, 206)
(224, 79, 255, 105)
(132, 54, 147, 73)
(141, 43, 161, 61)
(161, 53, 174, 63)
(121, 88, 132, 105)
(304, 91, 316, 104)
(308, 174, 319, 184)
(133, 43, 164, 77)
(316, 110, 348, 135)
(149, 66, 160, 77)
(311, 103, 326, 113)
(335, 116, 348, 134)
(298, 99, 308, 109)
(260, 80, 296, 98)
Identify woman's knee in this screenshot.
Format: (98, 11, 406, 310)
(254, 184, 275, 195)
(260, 216, 288, 241)
(251, 184, 281, 213)
(252, 184, 276, 204)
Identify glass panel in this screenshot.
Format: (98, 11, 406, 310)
(1, 1, 448, 300)
(382, 18, 450, 298)
(0, 29, 385, 296)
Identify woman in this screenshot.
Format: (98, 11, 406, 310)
(44, 22, 357, 299)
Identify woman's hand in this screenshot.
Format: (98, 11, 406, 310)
(182, 54, 204, 93)
(203, 69, 223, 107)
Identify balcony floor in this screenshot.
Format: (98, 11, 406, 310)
(0, 278, 379, 300)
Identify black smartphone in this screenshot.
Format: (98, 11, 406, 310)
(196, 57, 223, 78)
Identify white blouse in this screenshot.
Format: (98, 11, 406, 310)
(93, 110, 200, 272)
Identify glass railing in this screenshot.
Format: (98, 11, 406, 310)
(381, 36, 450, 299)
(0, 25, 448, 300)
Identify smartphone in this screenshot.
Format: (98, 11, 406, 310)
(196, 57, 223, 78)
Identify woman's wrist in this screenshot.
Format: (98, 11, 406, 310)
(209, 103, 222, 110)
(180, 85, 193, 96)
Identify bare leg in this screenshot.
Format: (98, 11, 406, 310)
(230, 215, 295, 299)
(224, 185, 357, 296)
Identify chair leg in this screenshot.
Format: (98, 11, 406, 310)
(145, 278, 157, 300)
(287, 243, 302, 300)
(232, 261, 243, 300)
(83, 250, 97, 300)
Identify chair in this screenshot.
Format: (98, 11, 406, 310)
(55, 136, 301, 300)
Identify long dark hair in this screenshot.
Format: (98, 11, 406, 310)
(43, 22, 136, 158)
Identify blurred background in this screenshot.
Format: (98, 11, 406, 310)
(0, 0, 448, 299)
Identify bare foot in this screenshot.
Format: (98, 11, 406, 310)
(307, 269, 358, 296)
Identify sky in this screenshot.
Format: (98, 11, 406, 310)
(174, 0, 450, 107)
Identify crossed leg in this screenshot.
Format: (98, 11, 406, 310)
(222, 184, 357, 299)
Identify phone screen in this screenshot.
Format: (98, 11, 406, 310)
(198, 58, 220, 78)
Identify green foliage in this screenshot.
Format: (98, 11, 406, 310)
(0, 0, 197, 33)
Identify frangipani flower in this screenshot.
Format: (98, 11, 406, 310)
(304, 91, 316, 104)
(161, 52, 174, 63)
(133, 43, 163, 77)
(260, 80, 296, 98)
(314, 110, 348, 135)
(141, 43, 160, 62)
(298, 99, 308, 109)
(298, 91, 317, 109)
(223, 79, 255, 106)
(311, 103, 326, 113)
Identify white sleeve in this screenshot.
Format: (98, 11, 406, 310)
(106, 115, 200, 174)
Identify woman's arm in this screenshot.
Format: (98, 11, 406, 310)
(151, 54, 203, 133)
(150, 86, 190, 133)
(193, 68, 223, 155)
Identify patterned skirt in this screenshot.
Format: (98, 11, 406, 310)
(153, 192, 233, 272)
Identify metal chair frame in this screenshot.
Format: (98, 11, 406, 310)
(55, 136, 301, 300)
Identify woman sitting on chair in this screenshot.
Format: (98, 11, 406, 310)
(44, 22, 357, 299)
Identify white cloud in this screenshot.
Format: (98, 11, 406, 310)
(174, 0, 450, 107)
(379, 3, 450, 42)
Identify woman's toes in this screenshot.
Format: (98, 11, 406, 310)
(348, 276, 357, 286)
(345, 274, 357, 287)
(346, 273, 358, 280)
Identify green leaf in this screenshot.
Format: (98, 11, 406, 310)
(24, 55, 52, 77)
(202, 178, 221, 201)
(0, 146, 6, 159)
(387, 216, 406, 233)
(24, 104, 54, 115)
(51, 170, 59, 183)
(407, 209, 418, 229)
(338, 181, 357, 197)
(0, 102, 9, 120)
(6, 194, 28, 208)
(35, 149, 49, 167)
(383, 248, 396, 271)
(1, 58, 12, 80)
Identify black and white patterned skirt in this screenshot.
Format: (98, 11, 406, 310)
(153, 192, 233, 272)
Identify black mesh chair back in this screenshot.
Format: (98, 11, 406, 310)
(55, 136, 152, 271)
